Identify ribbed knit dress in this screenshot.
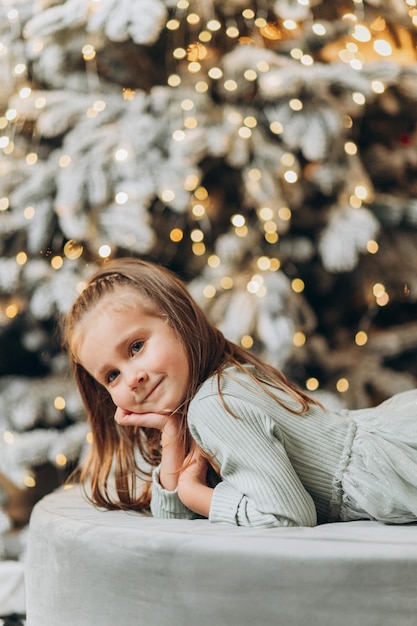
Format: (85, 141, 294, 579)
(151, 366, 417, 527)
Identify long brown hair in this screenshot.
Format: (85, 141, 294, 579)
(63, 257, 319, 511)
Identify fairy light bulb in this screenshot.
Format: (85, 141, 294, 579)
(374, 39, 392, 57)
(312, 23, 326, 36)
(355, 330, 368, 346)
(336, 378, 349, 392)
(289, 98, 303, 111)
(283, 19, 297, 31)
(190, 229, 204, 243)
(56, 454, 67, 466)
(284, 170, 298, 183)
(292, 278, 305, 293)
(220, 277, 233, 290)
(293, 331, 306, 347)
(203, 284, 216, 298)
(306, 377, 319, 391)
(241, 335, 254, 349)
(64, 240, 83, 260)
(98, 244, 112, 258)
(16, 252, 27, 265)
(367, 240, 379, 254)
(170, 228, 183, 242)
(352, 25, 371, 42)
(51, 256, 63, 269)
(207, 255, 220, 268)
(0, 197, 9, 211)
(192, 203, 205, 217)
(24, 475, 36, 488)
(54, 396, 66, 411)
(115, 191, 128, 204)
(115, 148, 128, 161)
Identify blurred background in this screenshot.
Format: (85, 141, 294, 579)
(1, 0, 417, 611)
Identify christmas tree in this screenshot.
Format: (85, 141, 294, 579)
(1, 0, 417, 605)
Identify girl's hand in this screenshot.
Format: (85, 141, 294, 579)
(177, 448, 214, 517)
(114, 406, 176, 431)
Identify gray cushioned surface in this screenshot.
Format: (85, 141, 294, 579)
(25, 485, 417, 626)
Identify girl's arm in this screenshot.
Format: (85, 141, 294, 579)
(187, 393, 317, 528)
(177, 448, 213, 517)
(114, 408, 195, 519)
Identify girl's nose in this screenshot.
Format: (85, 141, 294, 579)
(125, 365, 147, 389)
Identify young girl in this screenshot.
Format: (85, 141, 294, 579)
(64, 257, 417, 527)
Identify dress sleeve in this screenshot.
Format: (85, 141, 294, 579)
(188, 393, 317, 528)
(150, 465, 195, 520)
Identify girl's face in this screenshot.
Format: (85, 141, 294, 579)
(75, 297, 191, 415)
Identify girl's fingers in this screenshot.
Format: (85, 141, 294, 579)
(114, 408, 170, 430)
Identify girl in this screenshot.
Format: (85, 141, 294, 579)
(64, 257, 417, 527)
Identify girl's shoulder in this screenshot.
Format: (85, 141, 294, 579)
(193, 364, 265, 403)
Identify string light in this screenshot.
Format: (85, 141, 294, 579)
(306, 377, 319, 391)
(241, 335, 254, 349)
(336, 378, 349, 392)
(293, 331, 306, 347)
(355, 330, 368, 346)
(292, 278, 305, 293)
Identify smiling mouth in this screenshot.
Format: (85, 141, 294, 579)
(142, 379, 161, 403)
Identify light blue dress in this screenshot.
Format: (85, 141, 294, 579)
(340, 389, 417, 523)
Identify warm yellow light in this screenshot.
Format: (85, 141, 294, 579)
(0, 197, 9, 211)
(192, 242, 205, 255)
(336, 378, 349, 392)
(257, 256, 271, 271)
(64, 240, 83, 260)
(289, 98, 303, 111)
(270, 121, 284, 135)
(220, 277, 233, 290)
(56, 454, 67, 466)
(190, 229, 204, 243)
(170, 228, 184, 243)
(241, 335, 254, 349)
(265, 232, 278, 244)
(344, 141, 358, 155)
(24, 206, 35, 219)
(6, 304, 19, 319)
(167, 74, 181, 87)
(306, 377, 319, 391)
(192, 203, 205, 217)
(194, 188, 208, 202)
(54, 396, 66, 410)
(16, 252, 27, 265)
(82, 44, 96, 60)
(292, 278, 305, 293)
(203, 284, 216, 298)
(367, 240, 379, 254)
(207, 255, 220, 268)
(355, 330, 368, 346)
(51, 256, 63, 270)
(278, 207, 291, 221)
(293, 331, 306, 347)
(161, 189, 175, 202)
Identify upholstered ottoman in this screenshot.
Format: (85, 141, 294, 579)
(25, 485, 417, 626)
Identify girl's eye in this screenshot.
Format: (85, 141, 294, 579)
(131, 340, 144, 355)
(105, 370, 119, 385)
